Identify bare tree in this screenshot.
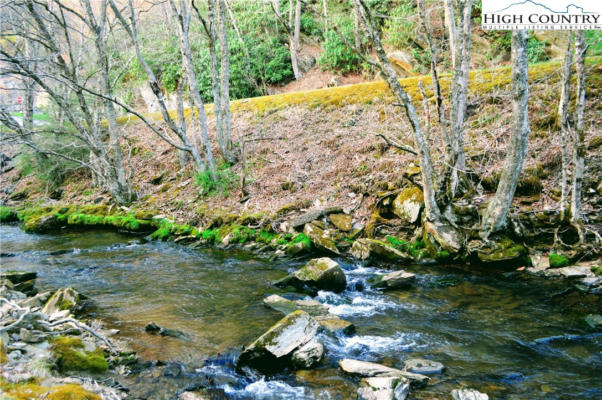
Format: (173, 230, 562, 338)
(217, 0, 233, 162)
(271, 0, 302, 80)
(352, 0, 462, 252)
(557, 31, 574, 219)
(109, 0, 212, 176)
(1, 0, 135, 204)
(481, 30, 530, 238)
(570, 30, 587, 227)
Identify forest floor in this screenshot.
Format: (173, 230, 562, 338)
(2, 59, 602, 234)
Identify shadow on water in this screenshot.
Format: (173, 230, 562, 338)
(1, 224, 601, 399)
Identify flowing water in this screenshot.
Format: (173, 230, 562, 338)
(1, 225, 601, 399)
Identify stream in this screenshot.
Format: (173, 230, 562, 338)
(1, 225, 601, 399)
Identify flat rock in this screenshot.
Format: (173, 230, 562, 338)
(237, 310, 319, 372)
(403, 358, 444, 375)
(369, 270, 416, 290)
(263, 294, 329, 316)
(315, 315, 355, 335)
(339, 359, 403, 377)
(451, 388, 489, 400)
(544, 265, 589, 279)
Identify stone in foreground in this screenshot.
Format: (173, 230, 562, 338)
(369, 270, 416, 290)
(358, 376, 410, 400)
(291, 338, 324, 369)
(403, 358, 444, 375)
(42, 287, 80, 316)
(275, 258, 347, 293)
(237, 310, 320, 372)
(451, 388, 489, 400)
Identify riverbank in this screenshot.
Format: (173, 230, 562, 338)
(1, 224, 601, 399)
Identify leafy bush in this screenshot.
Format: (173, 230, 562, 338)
(301, 14, 322, 38)
(383, 0, 415, 48)
(527, 36, 548, 64)
(318, 19, 362, 74)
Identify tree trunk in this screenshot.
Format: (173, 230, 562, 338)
(176, 77, 189, 168)
(571, 30, 586, 224)
(291, 0, 301, 79)
(171, 0, 217, 178)
(207, 0, 222, 158)
(481, 30, 530, 238)
(444, 0, 458, 70)
(85, 0, 135, 204)
(217, 0, 233, 162)
(558, 31, 574, 218)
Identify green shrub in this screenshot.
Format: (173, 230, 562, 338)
(318, 19, 363, 74)
(527, 36, 548, 64)
(383, 0, 415, 48)
(301, 14, 322, 38)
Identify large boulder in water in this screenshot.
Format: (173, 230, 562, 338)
(237, 310, 320, 372)
(275, 257, 347, 293)
(358, 376, 410, 400)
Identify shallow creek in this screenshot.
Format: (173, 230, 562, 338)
(1, 225, 601, 399)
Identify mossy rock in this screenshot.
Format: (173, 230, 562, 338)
(549, 253, 571, 268)
(0, 337, 7, 365)
(286, 233, 311, 256)
(328, 213, 353, 232)
(276, 257, 347, 293)
(475, 236, 528, 267)
(1, 380, 101, 400)
(23, 213, 61, 233)
(42, 287, 80, 315)
(392, 187, 424, 224)
(0, 206, 18, 222)
(50, 336, 108, 373)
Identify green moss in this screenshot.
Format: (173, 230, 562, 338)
(0, 378, 101, 400)
(257, 230, 275, 244)
(201, 228, 218, 242)
(549, 253, 571, 268)
(0, 206, 17, 222)
(591, 264, 602, 276)
(50, 336, 108, 373)
(288, 233, 311, 249)
(588, 135, 602, 150)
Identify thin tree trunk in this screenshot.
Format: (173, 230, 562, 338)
(218, 0, 233, 162)
(207, 0, 222, 158)
(85, 0, 134, 204)
(558, 31, 574, 219)
(571, 30, 586, 224)
(291, 0, 301, 79)
(444, 0, 458, 70)
(353, 0, 440, 224)
(171, 0, 217, 178)
(354, 4, 361, 51)
(481, 30, 530, 238)
(176, 77, 189, 168)
(322, 0, 328, 32)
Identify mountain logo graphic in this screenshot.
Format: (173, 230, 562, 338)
(493, 0, 595, 14)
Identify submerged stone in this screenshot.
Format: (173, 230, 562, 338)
(314, 315, 356, 335)
(237, 310, 320, 372)
(584, 314, 602, 329)
(403, 358, 444, 375)
(451, 388, 489, 400)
